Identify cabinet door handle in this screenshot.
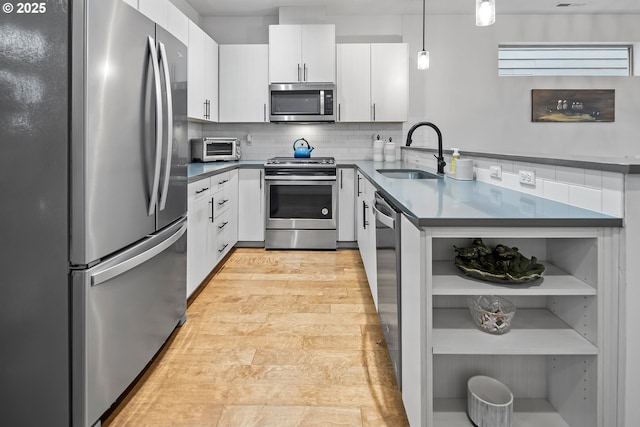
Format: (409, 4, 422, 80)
(217, 198, 229, 206)
(259, 170, 263, 189)
(372, 103, 376, 121)
(363, 200, 369, 229)
(203, 100, 208, 119)
(340, 169, 343, 189)
(304, 63, 307, 82)
(218, 243, 229, 253)
(264, 103, 267, 122)
(195, 187, 209, 194)
(218, 221, 229, 230)
(297, 64, 301, 82)
(357, 175, 362, 196)
(209, 198, 214, 222)
(338, 103, 341, 121)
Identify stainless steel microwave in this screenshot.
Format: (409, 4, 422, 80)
(191, 137, 241, 162)
(269, 83, 335, 123)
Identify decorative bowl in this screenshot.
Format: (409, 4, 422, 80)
(468, 295, 516, 334)
(454, 238, 545, 284)
(467, 375, 514, 427)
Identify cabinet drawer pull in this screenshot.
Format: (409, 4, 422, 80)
(209, 198, 214, 222)
(218, 221, 229, 230)
(363, 200, 369, 229)
(217, 198, 229, 206)
(218, 179, 229, 185)
(218, 243, 229, 253)
(195, 187, 209, 194)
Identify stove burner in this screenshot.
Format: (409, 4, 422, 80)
(265, 157, 335, 166)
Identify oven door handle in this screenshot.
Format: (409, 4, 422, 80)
(264, 175, 337, 181)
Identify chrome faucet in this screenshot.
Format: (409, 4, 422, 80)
(405, 122, 446, 174)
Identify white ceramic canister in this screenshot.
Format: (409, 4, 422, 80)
(384, 141, 396, 162)
(455, 158, 474, 180)
(373, 138, 385, 161)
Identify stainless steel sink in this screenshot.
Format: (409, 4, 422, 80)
(376, 169, 440, 179)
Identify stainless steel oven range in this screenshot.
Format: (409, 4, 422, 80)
(264, 157, 337, 249)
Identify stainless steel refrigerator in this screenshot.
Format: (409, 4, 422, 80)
(0, 1, 188, 426)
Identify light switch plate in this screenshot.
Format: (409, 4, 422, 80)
(490, 165, 502, 178)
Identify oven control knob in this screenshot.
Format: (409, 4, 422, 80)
(321, 207, 329, 216)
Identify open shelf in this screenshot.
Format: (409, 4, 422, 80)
(432, 308, 598, 355)
(433, 398, 570, 427)
(432, 261, 597, 296)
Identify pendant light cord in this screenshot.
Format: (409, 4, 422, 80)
(422, 0, 426, 51)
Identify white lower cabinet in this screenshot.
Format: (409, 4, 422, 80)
(238, 168, 265, 243)
(187, 178, 212, 297)
(338, 167, 356, 242)
(186, 170, 238, 298)
(401, 223, 619, 427)
(356, 172, 377, 307)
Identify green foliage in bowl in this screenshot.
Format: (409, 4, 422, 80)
(454, 238, 545, 284)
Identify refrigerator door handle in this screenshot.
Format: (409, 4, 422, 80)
(158, 41, 173, 211)
(91, 222, 186, 286)
(147, 35, 163, 216)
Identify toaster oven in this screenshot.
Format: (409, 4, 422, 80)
(191, 137, 241, 162)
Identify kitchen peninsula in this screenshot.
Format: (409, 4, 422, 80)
(188, 158, 621, 427)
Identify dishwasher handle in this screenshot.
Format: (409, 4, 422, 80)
(373, 193, 397, 229)
(373, 202, 395, 229)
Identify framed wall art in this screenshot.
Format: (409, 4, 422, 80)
(531, 89, 615, 122)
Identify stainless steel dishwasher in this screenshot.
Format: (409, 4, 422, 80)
(373, 192, 402, 389)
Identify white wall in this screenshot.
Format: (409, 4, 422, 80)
(203, 12, 640, 159)
(403, 14, 640, 159)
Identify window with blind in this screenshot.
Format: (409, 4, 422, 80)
(498, 44, 632, 76)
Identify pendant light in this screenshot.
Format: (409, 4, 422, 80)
(417, 0, 429, 70)
(476, 0, 496, 26)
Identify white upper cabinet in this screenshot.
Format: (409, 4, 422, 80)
(188, 21, 218, 122)
(269, 24, 335, 83)
(219, 45, 269, 123)
(336, 43, 408, 123)
(126, 0, 187, 46)
(336, 44, 371, 122)
(122, 0, 138, 8)
(138, 0, 168, 29)
(166, 2, 189, 46)
(370, 43, 408, 122)
(301, 25, 336, 83)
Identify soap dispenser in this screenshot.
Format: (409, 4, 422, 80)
(450, 148, 460, 173)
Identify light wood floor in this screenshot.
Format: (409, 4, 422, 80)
(103, 248, 409, 427)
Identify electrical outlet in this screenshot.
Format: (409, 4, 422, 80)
(490, 165, 502, 178)
(519, 169, 536, 186)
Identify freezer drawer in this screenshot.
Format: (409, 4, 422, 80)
(72, 220, 187, 427)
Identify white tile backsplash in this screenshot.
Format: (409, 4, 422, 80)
(569, 185, 602, 212)
(557, 166, 585, 186)
(402, 148, 624, 217)
(201, 122, 403, 161)
(584, 169, 603, 189)
(543, 180, 570, 204)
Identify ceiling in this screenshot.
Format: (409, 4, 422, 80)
(184, 0, 640, 17)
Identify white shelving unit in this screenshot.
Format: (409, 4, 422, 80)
(400, 224, 619, 427)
